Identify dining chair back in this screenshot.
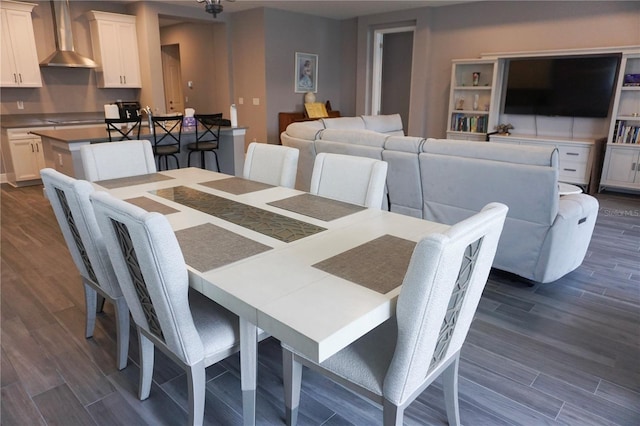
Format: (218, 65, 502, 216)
(91, 191, 262, 426)
(187, 113, 223, 170)
(40, 168, 130, 370)
(105, 117, 142, 142)
(151, 115, 183, 170)
(80, 140, 156, 182)
(283, 202, 508, 426)
(243, 142, 300, 188)
(310, 152, 388, 208)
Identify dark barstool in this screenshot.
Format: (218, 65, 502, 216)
(105, 117, 142, 141)
(187, 113, 223, 171)
(151, 115, 183, 171)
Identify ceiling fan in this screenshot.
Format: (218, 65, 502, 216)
(196, 0, 235, 18)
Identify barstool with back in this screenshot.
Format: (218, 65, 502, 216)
(187, 113, 224, 171)
(151, 114, 183, 171)
(105, 117, 142, 142)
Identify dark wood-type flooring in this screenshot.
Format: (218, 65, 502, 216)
(1, 184, 639, 425)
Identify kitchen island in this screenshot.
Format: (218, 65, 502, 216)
(31, 125, 247, 180)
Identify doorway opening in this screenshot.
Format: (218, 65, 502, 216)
(371, 26, 415, 130)
(161, 44, 184, 115)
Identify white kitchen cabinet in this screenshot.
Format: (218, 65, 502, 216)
(87, 11, 141, 88)
(1, 128, 51, 186)
(490, 134, 594, 187)
(0, 1, 42, 88)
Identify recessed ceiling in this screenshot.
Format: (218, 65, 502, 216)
(152, 0, 481, 21)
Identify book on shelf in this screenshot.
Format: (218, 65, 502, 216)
(613, 120, 639, 144)
(451, 113, 488, 133)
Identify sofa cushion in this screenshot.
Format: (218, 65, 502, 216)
(361, 113, 404, 135)
(385, 136, 425, 153)
(318, 129, 388, 148)
(322, 116, 366, 130)
(285, 121, 324, 140)
(424, 138, 558, 167)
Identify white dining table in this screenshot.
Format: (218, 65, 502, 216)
(96, 167, 449, 425)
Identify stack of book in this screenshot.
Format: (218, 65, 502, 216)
(451, 113, 487, 133)
(613, 120, 640, 144)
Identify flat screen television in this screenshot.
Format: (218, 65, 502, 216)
(503, 54, 621, 118)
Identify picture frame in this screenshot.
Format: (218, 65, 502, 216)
(295, 52, 318, 93)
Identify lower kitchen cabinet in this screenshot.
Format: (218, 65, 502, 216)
(2, 127, 51, 186)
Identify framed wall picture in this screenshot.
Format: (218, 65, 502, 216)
(295, 52, 318, 93)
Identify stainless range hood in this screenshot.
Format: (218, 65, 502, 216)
(40, 0, 96, 68)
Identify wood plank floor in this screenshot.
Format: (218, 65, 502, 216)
(2, 183, 639, 425)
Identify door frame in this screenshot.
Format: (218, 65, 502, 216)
(371, 25, 415, 116)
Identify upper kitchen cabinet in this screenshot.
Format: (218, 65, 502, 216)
(0, 1, 42, 88)
(86, 11, 141, 88)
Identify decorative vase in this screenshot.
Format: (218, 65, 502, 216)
(304, 91, 316, 104)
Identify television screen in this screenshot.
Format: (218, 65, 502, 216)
(503, 54, 621, 118)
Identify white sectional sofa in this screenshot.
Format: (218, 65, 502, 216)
(281, 114, 599, 283)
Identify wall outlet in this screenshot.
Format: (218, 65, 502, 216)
(238, 97, 244, 105)
(57, 153, 63, 166)
(17, 101, 24, 109)
(252, 98, 260, 106)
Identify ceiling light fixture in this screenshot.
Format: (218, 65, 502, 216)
(196, 0, 232, 18)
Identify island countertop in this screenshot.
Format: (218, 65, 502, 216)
(35, 125, 248, 180)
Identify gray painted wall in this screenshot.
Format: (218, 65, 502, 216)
(2, 0, 638, 145)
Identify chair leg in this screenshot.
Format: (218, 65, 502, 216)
(382, 399, 403, 426)
(212, 151, 220, 172)
(170, 154, 180, 169)
(186, 361, 206, 426)
(83, 283, 97, 339)
(114, 298, 130, 370)
(200, 150, 206, 169)
(187, 151, 193, 167)
(443, 355, 461, 426)
(96, 294, 106, 313)
(138, 330, 154, 400)
(282, 348, 302, 426)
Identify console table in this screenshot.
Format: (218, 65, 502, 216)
(490, 134, 595, 188)
(278, 110, 340, 137)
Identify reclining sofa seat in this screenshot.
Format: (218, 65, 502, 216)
(280, 115, 599, 283)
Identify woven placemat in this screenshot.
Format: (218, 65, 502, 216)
(124, 196, 180, 215)
(175, 223, 271, 272)
(313, 235, 416, 294)
(268, 194, 365, 221)
(94, 173, 173, 189)
(154, 186, 325, 243)
(200, 177, 274, 195)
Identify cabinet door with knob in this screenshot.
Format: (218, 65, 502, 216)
(11, 137, 46, 181)
(602, 146, 640, 188)
(87, 11, 141, 88)
(0, 2, 42, 88)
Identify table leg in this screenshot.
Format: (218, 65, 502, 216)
(240, 317, 257, 426)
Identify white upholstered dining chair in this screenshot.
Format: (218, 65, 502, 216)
(90, 191, 266, 426)
(243, 142, 299, 188)
(41, 168, 130, 370)
(282, 202, 508, 426)
(310, 152, 388, 208)
(80, 140, 156, 182)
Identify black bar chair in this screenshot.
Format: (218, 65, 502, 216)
(105, 117, 142, 141)
(151, 115, 183, 171)
(187, 113, 224, 171)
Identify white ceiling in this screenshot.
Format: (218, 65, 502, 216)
(155, 0, 481, 21)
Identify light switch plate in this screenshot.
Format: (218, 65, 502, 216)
(239, 97, 244, 105)
(252, 98, 260, 106)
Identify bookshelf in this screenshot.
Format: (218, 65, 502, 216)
(600, 51, 640, 192)
(446, 59, 500, 141)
